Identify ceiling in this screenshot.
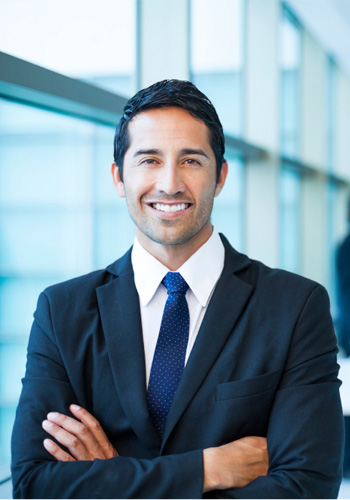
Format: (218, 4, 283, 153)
(285, 0, 350, 75)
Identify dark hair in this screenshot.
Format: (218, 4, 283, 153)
(113, 79, 226, 182)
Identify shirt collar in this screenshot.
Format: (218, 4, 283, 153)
(131, 229, 225, 308)
(177, 229, 225, 306)
(131, 238, 169, 307)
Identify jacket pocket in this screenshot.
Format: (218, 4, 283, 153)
(216, 371, 277, 401)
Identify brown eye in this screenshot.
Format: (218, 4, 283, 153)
(141, 158, 157, 165)
(184, 158, 200, 166)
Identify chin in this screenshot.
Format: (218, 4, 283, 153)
(146, 229, 204, 247)
(135, 217, 211, 248)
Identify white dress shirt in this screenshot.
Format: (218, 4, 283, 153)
(131, 228, 225, 386)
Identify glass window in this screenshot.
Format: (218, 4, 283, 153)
(212, 154, 245, 252)
(279, 166, 301, 273)
(280, 8, 301, 158)
(326, 58, 336, 174)
(0, 98, 133, 464)
(279, 8, 302, 273)
(190, 0, 244, 137)
(0, 0, 136, 97)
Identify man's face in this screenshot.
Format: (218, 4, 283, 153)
(112, 106, 227, 253)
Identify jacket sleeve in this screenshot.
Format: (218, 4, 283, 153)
(11, 292, 204, 499)
(209, 285, 344, 499)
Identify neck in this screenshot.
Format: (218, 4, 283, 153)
(136, 226, 213, 271)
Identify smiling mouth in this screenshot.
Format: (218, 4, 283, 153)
(151, 203, 191, 213)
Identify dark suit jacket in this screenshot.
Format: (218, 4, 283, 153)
(11, 235, 344, 499)
(337, 233, 350, 356)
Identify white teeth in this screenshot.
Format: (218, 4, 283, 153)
(153, 203, 188, 212)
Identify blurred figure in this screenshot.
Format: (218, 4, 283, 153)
(337, 195, 350, 477)
(337, 197, 350, 358)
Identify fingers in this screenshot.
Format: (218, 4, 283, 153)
(233, 436, 269, 479)
(242, 436, 269, 471)
(43, 438, 75, 462)
(42, 418, 92, 460)
(205, 435, 269, 491)
(230, 436, 269, 470)
(42, 405, 118, 461)
(237, 435, 268, 450)
(69, 405, 110, 447)
(69, 405, 118, 457)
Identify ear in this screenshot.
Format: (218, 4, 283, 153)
(214, 161, 228, 197)
(111, 163, 125, 198)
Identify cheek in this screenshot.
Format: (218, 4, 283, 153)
(190, 176, 217, 200)
(124, 176, 151, 202)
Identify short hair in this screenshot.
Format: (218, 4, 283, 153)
(113, 79, 226, 182)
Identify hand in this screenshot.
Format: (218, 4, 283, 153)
(42, 404, 118, 462)
(203, 436, 269, 492)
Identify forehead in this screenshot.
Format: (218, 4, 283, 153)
(126, 107, 212, 151)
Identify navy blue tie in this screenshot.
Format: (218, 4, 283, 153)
(147, 272, 189, 436)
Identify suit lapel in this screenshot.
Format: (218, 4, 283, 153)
(162, 238, 253, 448)
(97, 251, 161, 452)
(97, 238, 254, 452)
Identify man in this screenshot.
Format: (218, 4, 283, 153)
(12, 80, 343, 498)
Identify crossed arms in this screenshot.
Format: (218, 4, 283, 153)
(41, 404, 268, 493)
(11, 284, 344, 498)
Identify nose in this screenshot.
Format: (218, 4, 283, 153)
(155, 163, 185, 195)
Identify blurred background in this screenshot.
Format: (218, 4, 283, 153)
(0, 0, 350, 491)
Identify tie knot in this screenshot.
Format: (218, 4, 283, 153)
(163, 272, 189, 295)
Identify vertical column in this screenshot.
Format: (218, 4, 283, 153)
(244, 0, 280, 267)
(300, 32, 327, 168)
(138, 0, 190, 89)
(300, 31, 328, 284)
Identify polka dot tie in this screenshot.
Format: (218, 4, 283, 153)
(147, 272, 190, 437)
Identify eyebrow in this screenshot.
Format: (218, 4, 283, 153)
(133, 148, 210, 159)
(180, 148, 210, 159)
(133, 149, 161, 158)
